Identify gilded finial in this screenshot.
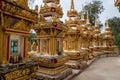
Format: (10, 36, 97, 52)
(35, 5, 38, 13)
(95, 19, 98, 26)
(40, 5, 42, 9)
(16, 0, 29, 9)
(71, 0, 74, 9)
(81, 8, 85, 19)
(87, 12, 90, 24)
(106, 20, 109, 27)
(44, 1, 48, 8)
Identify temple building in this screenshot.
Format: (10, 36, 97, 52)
(0, 0, 38, 64)
(0, 0, 38, 79)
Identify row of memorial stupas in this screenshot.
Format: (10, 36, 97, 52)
(28, 0, 117, 79)
(63, 0, 116, 69)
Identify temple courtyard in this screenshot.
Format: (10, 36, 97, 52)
(71, 57, 120, 80)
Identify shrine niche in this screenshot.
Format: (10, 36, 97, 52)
(0, 0, 38, 79)
(0, 0, 38, 64)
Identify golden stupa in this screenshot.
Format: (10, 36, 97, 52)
(93, 20, 102, 56)
(63, 0, 82, 69)
(103, 21, 117, 56)
(30, 0, 72, 79)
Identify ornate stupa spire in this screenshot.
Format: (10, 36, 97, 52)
(65, 0, 80, 27)
(67, 0, 78, 17)
(93, 19, 101, 47)
(80, 5, 86, 25)
(86, 12, 90, 24)
(81, 8, 85, 20)
(105, 20, 112, 38)
(106, 20, 109, 27)
(94, 19, 100, 33)
(40, 0, 63, 18)
(71, 0, 74, 9)
(103, 20, 114, 51)
(43, 0, 60, 4)
(102, 20, 117, 55)
(95, 19, 99, 27)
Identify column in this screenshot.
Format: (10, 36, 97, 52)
(38, 39, 40, 53)
(23, 37, 26, 59)
(6, 34, 10, 62)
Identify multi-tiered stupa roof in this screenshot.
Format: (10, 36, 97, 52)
(40, 0, 63, 18)
(104, 21, 113, 39)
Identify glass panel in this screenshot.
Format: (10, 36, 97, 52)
(10, 40, 18, 53)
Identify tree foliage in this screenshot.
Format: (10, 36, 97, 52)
(79, 0, 104, 26)
(114, 33, 120, 47)
(117, 6, 120, 12)
(28, 32, 38, 45)
(107, 17, 120, 47)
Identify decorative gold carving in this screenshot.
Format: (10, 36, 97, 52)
(1, 1, 38, 22)
(81, 8, 85, 20)
(31, 42, 37, 51)
(38, 65, 67, 75)
(39, 15, 45, 22)
(12, 19, 28, 31)
(40, 30, 47, 35)
(4, 68, 31, 80)
(52, 15, 59, 22)
(16, 0, 29, 9)
(40, 1, 63, 18)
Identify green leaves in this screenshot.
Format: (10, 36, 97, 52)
(114, 33, 120, 47)
(108, 17, 120, 36)
(28, 33, 38, 46)
(79, 0, 104, 26)
(108, 17, 120, 47)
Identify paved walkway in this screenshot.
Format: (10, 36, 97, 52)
(71, 57, 120, 80)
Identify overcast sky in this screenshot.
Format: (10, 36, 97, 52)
(33, 0, 120, 26)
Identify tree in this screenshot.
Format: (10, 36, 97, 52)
(114, 33, 120, 47)
(79, 0, 104, 26)
(107, 17, 120, 47)
(28, 30, 38, 46)
(116, 6, 120, 12)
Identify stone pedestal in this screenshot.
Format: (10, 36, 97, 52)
(30, 54, 73, 80)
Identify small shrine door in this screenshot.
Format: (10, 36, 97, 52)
(57, 39, 62, 55)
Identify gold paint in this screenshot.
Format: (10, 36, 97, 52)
(71, 0, 74, 9)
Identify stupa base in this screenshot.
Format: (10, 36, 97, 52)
(65, 60, 81, 69)
(106, 51, 119, 57)
(32, 68, 72, 80)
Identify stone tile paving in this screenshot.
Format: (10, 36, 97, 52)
(71, 57, 120, 80)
